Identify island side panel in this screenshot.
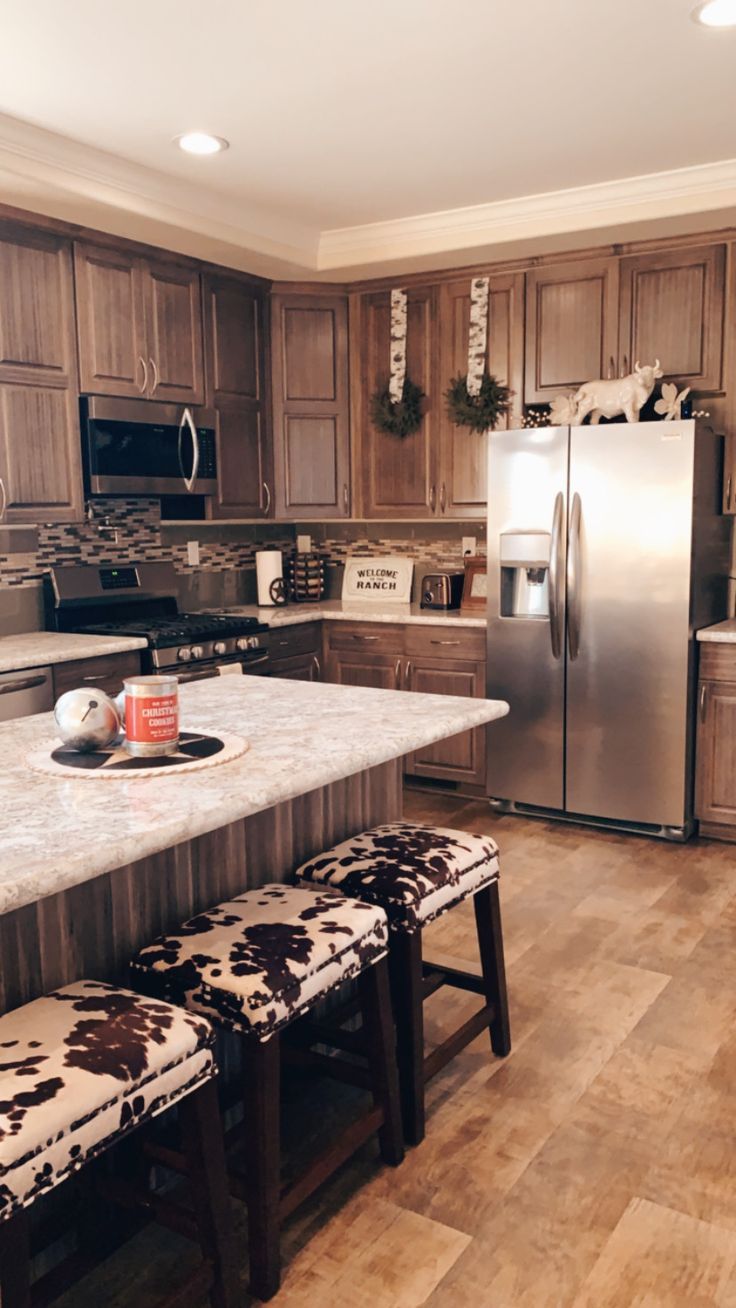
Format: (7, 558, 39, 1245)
(0, 759, 402, 1015)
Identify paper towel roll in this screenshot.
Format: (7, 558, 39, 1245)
(256, 550, 283, 606)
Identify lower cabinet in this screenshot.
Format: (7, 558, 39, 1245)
(695, 646, 736, 838)
(269, 622, 322, 681)
(52, 650, 142, 699)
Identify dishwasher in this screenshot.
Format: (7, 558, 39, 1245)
(0, 666, 54, 721)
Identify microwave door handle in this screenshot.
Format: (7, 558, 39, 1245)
(178, 408, 199, 493)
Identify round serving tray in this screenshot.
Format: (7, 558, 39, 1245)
(26, 731, 249, 780)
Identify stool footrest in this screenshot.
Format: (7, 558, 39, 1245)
(423, 960, 487, 998)
(423, 1004, 495, 1082)
(279, 1106, 384, 1219)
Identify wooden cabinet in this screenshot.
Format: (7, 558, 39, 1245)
(203, 274, 272, 518)
(325, 622, 404, 689)
(269, 622, 322, 680)
(75, 243, 204, 403)
(0, 224, 83, 522)
(438, 273, 524, 517)
(52, 649, 142, 699)
(525, 257, 620, 402)
(357, 287, 437, 518)
(695, 645, 736, 839)
(271, 293, 351, 518)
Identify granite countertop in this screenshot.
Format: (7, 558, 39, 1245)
(0, 631, 149, 674)
(697, 620, 736, 643)
(211, 600, 487, 629)
(0, 677, 508, 916)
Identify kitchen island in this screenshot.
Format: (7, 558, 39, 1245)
(0, 676, 508, 1014)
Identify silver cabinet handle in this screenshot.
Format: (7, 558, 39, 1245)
(80, 674, 109, 683)
(429, 484, 437, 513)
(430, 639, 460, 646)
(726, 476, 732, 511)
(149, 357, 159, 395)
(699, 682, 709, 723)
(352, 633, 378, 641)
(312, 654, 321, 680)
(395, 657, 402, 688)
(548, 491, 564, 661)
(404, 660, 412, 689)
(621, 354, 629, 377)
(608, 356, 615, 379)
(567, 492, 582, 662)
(0, 476, 6, 520)
(178, 408, 199, 492)
(0, 674, 48, 695)
(263, 481, 271, 515)
(342, 483, 349, 515)
(439, 482, 447, 513)
(137, 356, 148, 394)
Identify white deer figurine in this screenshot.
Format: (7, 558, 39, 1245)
(574, 360, 664, 425)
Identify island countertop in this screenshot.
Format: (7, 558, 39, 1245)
(0, 676, 508, 917)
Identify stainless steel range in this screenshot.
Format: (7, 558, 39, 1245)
(47, 563, 269, 680)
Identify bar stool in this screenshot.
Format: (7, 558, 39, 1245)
(131, 883, 404, 1302)
(0, 979, 237, 1308)
(297, 822, 511, 1146)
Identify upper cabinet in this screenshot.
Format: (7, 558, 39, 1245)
(203, 273, 272, 518)
(525, 258, 620, 402)
(271, 292, 351, 519)
(0, 224, 83, 522)
(438, 273, 524, 518)
(618, 244, 725, 392)
(75, 243, 204, 404)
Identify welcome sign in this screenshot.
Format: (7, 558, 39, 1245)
(342, 556, 414, 603)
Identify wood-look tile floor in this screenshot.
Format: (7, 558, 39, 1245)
(59, 793, 736, 1307)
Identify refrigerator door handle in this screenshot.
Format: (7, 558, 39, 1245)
(549, 491, 564, 661)
(567, 491, 582, 661)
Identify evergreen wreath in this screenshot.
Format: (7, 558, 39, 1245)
(370, 377, 425, 438)
(445, 372, 512, 432)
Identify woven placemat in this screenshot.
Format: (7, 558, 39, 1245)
(26, 731, 249, 780)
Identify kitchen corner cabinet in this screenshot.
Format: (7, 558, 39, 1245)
(695, 645, 736, 840)
(0, 224, 83, 522)
(271, 293, 351, 519)
(75, 243, 204, 403)
(203, 274, 272, 518)
(438, 274, 524, 517)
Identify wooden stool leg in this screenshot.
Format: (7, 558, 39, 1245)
(358, 957, 405, 1167)
(179, 1078, 240, 1308)
(388, 930, 426, 1147)
(474, 882, 512, 1057)
(0, 1208, 31, 1308)
(243, 1034, 281, 1302)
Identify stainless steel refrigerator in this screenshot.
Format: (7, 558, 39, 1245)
(486, 420, 730, 839)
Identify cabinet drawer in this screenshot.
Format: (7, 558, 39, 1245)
(269, 622, 321, 658)
(52, 651, 142, 699)
(325, 622, 405, 655)
(405, 625, 486, 661)
(698, 644, 736, 683)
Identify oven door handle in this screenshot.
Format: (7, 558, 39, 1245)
(176, 667, 219, 684)
(178, 408, 200, 493)
(242, 653, 269, 668)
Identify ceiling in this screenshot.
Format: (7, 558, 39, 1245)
(1, 0, 736, 277)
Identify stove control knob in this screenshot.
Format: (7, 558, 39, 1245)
(213, 640, 227, 655)
(236, 637, 250, 652)
(178, 647, 193, 661)
(249, 635, 261, 649)
(190, 645, 204, 660)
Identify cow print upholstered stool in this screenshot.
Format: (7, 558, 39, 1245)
(131, 884, 404, 1302)
(0, 980, 237, 1308)
(297, 822, 511, 1146)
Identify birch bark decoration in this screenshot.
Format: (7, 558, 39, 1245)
(389, 288, 408, 403)
(466, 276, 490, 397)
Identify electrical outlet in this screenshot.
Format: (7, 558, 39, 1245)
(296, 534, 312, 554)
(187, 540, 200, 566)
(462, 536, 477, 557)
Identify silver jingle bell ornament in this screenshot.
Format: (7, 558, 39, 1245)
(54, 687, 121, 753)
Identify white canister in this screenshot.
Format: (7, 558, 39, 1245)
(256, 550, 284, 606)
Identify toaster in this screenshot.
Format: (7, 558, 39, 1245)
(420, 571, 465, 610)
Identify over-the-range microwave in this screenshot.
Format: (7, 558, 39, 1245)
(81, 396, 218, 497)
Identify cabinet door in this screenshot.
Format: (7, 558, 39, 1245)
(404, 656, 486, 785)
(0, 383, 83, 522)
(205, 275, 262, 403)
(74, 243, 147, 397)
(210, 399, 272, 518)
(144, 258, 204, 404)
(326, 649, 402, 690)
(270, 651, 321, 681)
(438, 273, 524, 517)
(525, 258, 619, 402)
(358, 287, 437, 517)
(618, 244, 725, 393)
(272, 294, 351, 518)
(695, 679, 736, 826)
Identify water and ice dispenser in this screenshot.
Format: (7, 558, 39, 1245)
(499, 531, 550, 618)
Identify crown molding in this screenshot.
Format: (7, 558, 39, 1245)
(317, 159, 736, 271)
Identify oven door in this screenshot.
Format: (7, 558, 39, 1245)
(176, 653, 270, 683)
(82, 397, 218, 496)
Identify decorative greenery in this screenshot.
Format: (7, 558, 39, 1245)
(445, 372, 512, 432)
(370, 377, 425, 438)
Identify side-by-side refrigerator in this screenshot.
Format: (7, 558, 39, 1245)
(486, 420, 730, 839)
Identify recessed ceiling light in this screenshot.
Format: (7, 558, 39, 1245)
(175, 131, 229, 156)
(691, 0, 736, 26)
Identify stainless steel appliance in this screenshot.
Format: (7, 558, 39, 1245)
(421, 572, 465, 610)
(0, 667, 54, 721)
(486, 420, 730, 839)
(47, 563, 269, 680)
(81, 397, 217, 497)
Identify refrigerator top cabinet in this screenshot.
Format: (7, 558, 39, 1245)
(486, 420, 729, 838)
